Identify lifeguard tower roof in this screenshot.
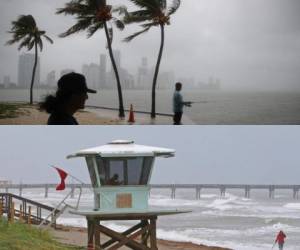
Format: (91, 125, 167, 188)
(67, 140, 175, 158)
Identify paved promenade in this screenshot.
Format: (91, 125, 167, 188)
(87, 106, 195, 125)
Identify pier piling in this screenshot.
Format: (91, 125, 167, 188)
(45, 184, 49, 198)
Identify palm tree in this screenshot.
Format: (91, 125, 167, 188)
(57, 0, 126, 118)
(124, 0, 181, 118)
(6, 15, 53, 104)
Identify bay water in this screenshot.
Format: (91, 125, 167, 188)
(1, 89, 300, 124)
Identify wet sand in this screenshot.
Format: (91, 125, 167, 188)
(49, 225, 231, 250)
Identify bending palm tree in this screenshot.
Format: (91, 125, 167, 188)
(57, 0, 126, 118)
(6, 15, 53, 104)
(124, 0, 181, 118)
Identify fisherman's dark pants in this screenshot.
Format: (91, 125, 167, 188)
(173, 112, 183, 125)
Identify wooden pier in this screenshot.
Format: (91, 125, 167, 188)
(150, 184, 300, 199)
(0, 184, 299, 199)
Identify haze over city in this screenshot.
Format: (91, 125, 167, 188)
(1, 0, 300, 91)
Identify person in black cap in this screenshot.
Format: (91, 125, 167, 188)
(39, 72, 97, 125)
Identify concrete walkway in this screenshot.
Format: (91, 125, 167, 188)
(86, 107, 195, 125)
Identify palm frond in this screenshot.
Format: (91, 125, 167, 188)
(141, 21, 159, 28)
(28, 40, 35, 50)
(129, 0, 159, 11)
(123, 10, 153, 24)
(95, 0, 106, 9)
(36, 37, 43, 51)
(59, 17, 94, 37)
(112, 5, 128, 16)
(123, 26, 151, 42)
(87, 21, 104, 38)
(56, 2, 86, 15)
(167, 0, 181, 16)
(17, 35, 32, 50)
(112, 18, 125, 30)
(6, 37, 21, 46)
(159, 0, 167, 10)
(42, 34, 54, 44)
(14, 15, 36, 29)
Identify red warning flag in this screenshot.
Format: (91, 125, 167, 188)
(54, 167, 68, 191)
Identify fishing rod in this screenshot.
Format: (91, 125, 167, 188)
(190, 101, 209, 104)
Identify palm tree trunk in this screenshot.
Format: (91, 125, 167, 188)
(103, 21, 125, 118)
(30, 42, 38, 105)
(151, 24, 165, 118)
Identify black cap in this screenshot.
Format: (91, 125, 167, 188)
(58, 72, 97, 94)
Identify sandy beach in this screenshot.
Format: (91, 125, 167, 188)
(49, 225, 231, 250)
(0, 104, 122, 125)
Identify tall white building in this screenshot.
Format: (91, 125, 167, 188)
(46, 70, 56, 87)
(157, 71, 175, 89)
(18, 53, 40, 88)
(137, 57, 151, 89)
(3, 76, 10, 87)
(60, 69, 74, 77)
(99, 54, 107, 88)
(82, 63, 99, 89)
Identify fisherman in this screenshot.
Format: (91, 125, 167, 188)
(172, 82, 192, 125)
(40, 72, 96, 125)
(274, 230, 286, 250)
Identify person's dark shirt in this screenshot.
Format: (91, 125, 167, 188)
(47, 112, 78, 125)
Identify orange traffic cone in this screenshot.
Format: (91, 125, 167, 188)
(87, 243, 94, 250)
(128, 104, 135, 123)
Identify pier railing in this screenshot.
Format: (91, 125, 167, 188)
(0, 184, 299, 199)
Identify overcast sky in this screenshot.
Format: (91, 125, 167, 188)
(0, 0, 300, 90)
(0, 126, 299, 185)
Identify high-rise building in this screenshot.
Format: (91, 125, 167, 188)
(82, 63, 99, 89)
(60, 69, 74, 77)
(157, 71, 175, 89)
(46, 71, 56, 87)
(3, 76, 10, 87)
(99, 54, 107, 88)
(137, 57, 150, 89)
(18, 53, 40, 88)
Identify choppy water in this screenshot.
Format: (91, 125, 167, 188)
(1, 89, 300, 124)
(4, 188, 300, 250)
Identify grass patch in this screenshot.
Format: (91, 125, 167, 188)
(0, 103, 30, 119)
(0, 218, 84, 250)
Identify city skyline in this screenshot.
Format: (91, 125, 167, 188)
(1, 50, 221, 90)
(1, 0, 300, 91)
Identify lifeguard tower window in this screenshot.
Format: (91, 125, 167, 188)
(95, 156, 153, 186)
(86, 157, 98, 187)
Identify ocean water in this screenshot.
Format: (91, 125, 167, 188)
(4, 188, 300, 250)
(1, 89, 300, 124)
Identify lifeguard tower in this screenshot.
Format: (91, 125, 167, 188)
(67, 140, 187, 250)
